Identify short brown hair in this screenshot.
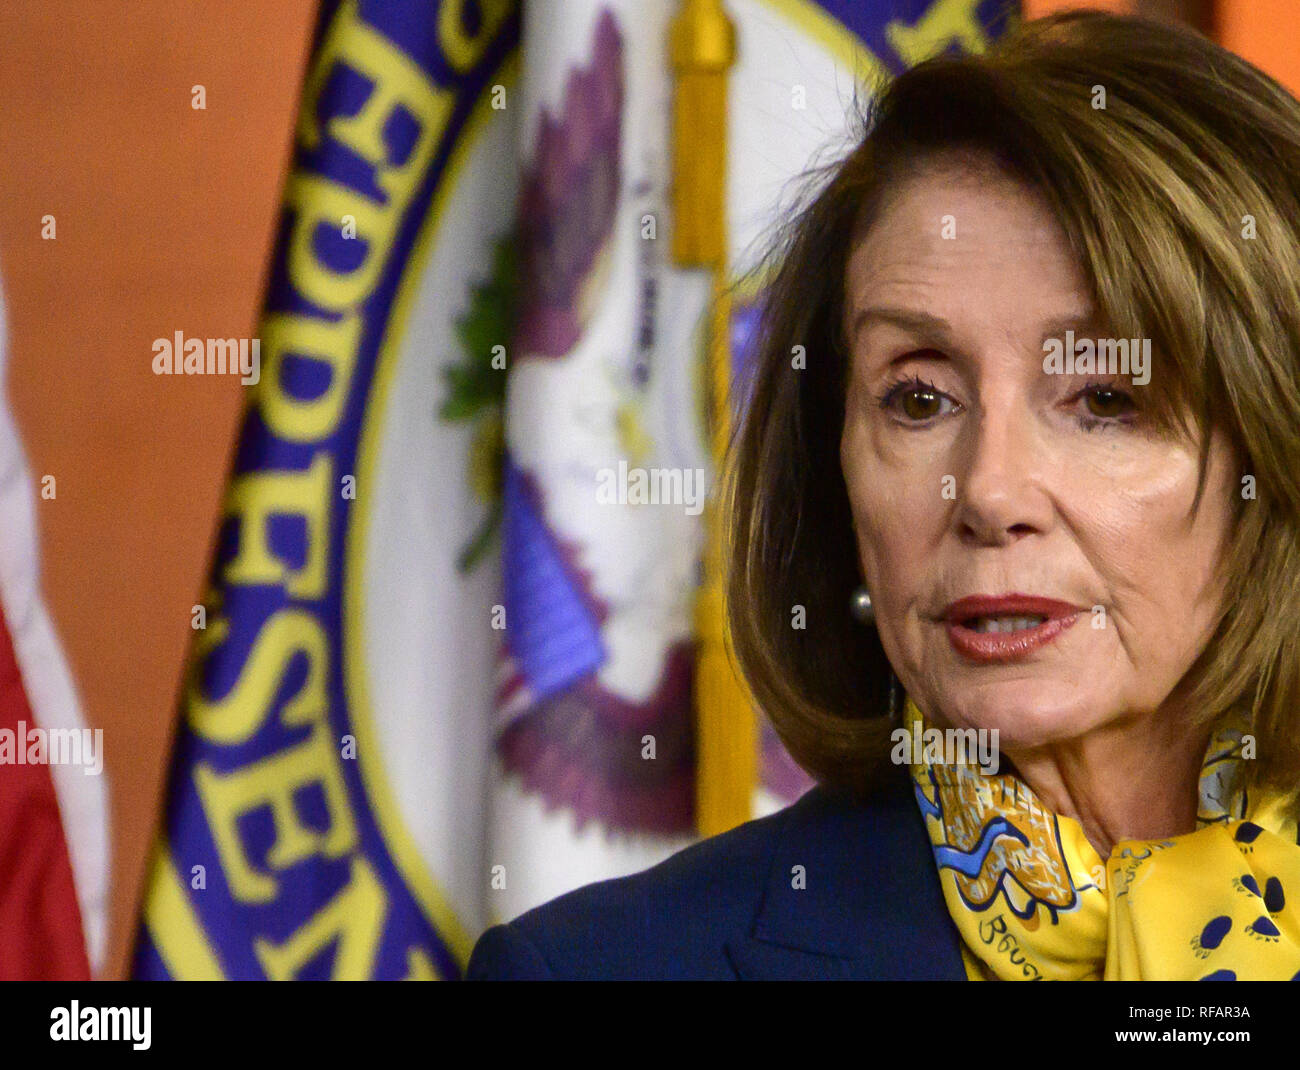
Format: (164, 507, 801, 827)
(726, 11, 1300, 804)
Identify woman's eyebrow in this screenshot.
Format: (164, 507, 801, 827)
(849, 306, 954, 347)
(850, 306, 1101, 347)
(1037, 313, 1104, 342)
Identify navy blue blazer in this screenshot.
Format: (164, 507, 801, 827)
(467, 764, 967, 980)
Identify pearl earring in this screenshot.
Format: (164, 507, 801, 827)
(850, 585, 874, 624)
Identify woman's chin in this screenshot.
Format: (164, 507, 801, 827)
(924, 679, 1112, 751)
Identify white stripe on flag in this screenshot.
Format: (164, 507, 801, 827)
(0, 270, 110, 975)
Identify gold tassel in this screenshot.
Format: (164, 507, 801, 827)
(669, 0, 755, 837)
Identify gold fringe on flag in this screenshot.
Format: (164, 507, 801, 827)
(668, 0, 755, 838)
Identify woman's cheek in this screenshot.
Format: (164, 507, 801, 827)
(856, 485, 940, 603)
(1064, 441, 1204, 545)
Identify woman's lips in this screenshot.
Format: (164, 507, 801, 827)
(941, 594, 1084, 663)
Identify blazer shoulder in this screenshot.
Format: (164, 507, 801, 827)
(466, 784, 893, 980)
(467, 789, 819, 980)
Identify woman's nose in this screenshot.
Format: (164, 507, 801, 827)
(952, 402, 1053, 547)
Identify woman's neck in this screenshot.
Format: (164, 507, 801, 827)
(1002, 712, 1209, 858)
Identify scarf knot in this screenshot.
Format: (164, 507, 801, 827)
(907, 701, 1300, 980)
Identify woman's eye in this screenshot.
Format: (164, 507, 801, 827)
(902, 387, 943, 420)
(881, 380, 957, 422)
(1079, 384, 1136, 421)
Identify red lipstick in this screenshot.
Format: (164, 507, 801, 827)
(941, 594, 1083, 663)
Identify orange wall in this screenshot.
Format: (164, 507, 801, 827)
(0, 1, 318, 978)
(1023, 0, 1133, 14)
(1023, 1, 1300, 97)
(1217, 1, 1300, 98)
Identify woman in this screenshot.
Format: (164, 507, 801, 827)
(469, 11, 1300, 981)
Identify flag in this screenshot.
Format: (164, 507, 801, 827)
(0, 275, 110, 979)
(132, 0, 522, 979)
(131, 0, 1013, 977)
(489, 0, 1015, 922)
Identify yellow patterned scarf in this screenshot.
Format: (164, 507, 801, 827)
(907, 700, 1300, 980)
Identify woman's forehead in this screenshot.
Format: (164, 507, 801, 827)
(849, 165, 1072, 273)
(843, 176, 1094, 344)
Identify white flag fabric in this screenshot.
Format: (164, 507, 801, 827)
(0, 271, 110, 977)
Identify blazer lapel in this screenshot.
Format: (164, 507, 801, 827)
(724, 764, 967, 980)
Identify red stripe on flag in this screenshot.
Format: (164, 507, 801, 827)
(0, 597, 90, 980)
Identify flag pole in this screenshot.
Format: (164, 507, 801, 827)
(668, 0, 755, 837)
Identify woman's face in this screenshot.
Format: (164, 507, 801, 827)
(839, 161, 1238, 751)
